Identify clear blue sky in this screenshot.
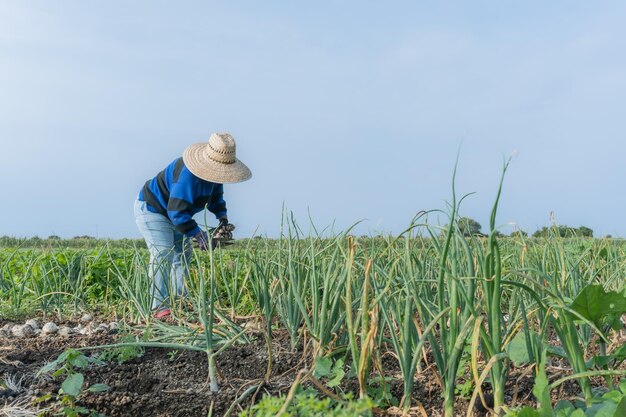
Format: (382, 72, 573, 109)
(2, 1, 626, 238)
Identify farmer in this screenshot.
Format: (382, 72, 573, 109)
(134, 133, 251, 318)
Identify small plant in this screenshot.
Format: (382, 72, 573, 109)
(505, 384, 626, 417)
(167, 349, 180, 362)
(313, 356, 346, 389)
(365, 376, 398, 408)
(454, 343, 474, 399)
(238, 390, 374, 417)
(455, 378, 474, 400)
(36, 349, 109, 417)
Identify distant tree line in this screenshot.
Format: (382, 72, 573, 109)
(0, 235, 146, 249)
(0, 220, 602, 249)
(445, 217, 595, 238)
(531, 225, 593, 238)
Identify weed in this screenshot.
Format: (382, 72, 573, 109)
(36, 349, 109, 417)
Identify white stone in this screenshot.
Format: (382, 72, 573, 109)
(80, 314, 93, 323)
(25, 319, 40, 329)
(12, 324, 34, 338)
(58, 326, 73, 337)
(109, 322, 119, 330)
(42, 322, 58, 334)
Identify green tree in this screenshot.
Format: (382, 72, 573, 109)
(532, 225, 593, 238)
(458, 217, 482, 237)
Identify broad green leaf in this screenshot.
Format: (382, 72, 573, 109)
(533, 362, 552, 417)
(586, 355, 612, 369)
(610, 316, 624, 332)
(313, 357, 332, 378)
(584, 401, 616, 417)
(569, 285, 626, 328)
(601, 390, 622, 403)
(69, 354, 88, 369)
(516, 407, 540, 417)
(547, 345, 568, 359)
(327, 367, 345, 388)
(38, 360, 61, 376)
(533, 368, 548, 401)
(328, 358, 346, 387)
(56, 349, 72, 364)
(38, 349, 81, 378)
(63, 406, 79, 417)
(37, 350, 72, 376)
(61, 373, 84, 397)
(554, 400, 575, 416)
(87, 383, 109, 393)
(37, 361, 59, 376)
(615, 396, 626, 417)
(507, 332, 531, 366)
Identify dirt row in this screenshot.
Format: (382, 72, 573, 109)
(0, 316, 593, 417)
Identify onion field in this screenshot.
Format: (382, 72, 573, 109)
(2, 180, 626, 417)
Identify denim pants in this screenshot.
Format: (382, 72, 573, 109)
(134, 199, 191, 310)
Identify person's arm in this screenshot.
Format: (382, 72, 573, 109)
(208, 184, 236, 240)
(207, 184, 227, 221)
(167, 176, 200, 238)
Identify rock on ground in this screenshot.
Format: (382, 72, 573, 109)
(11, 324, 35, 338)
(41, 322, 58, 335)
(25, 319, 40, 330)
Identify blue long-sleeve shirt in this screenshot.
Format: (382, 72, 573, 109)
(139, 158, 227, 237)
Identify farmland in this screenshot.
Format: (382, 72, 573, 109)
(2, 185, 626, 416)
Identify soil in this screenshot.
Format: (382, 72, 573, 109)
(0, 317, 618, 417)
(0, 318, 306, 417)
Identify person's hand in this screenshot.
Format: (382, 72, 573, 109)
(215, 217, 235, 240)
(194, 230, 210, 251)
(218, 217, 229, 229)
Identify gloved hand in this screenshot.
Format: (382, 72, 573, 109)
(214, 217, 235, 240)
(193, 230, 211, 251)
(218, 217, 229, 229)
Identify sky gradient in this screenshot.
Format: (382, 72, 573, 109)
(2, 1, 626, 238)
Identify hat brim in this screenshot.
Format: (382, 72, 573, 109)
(183, 143, 252, 184)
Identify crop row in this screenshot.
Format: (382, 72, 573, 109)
(2, 183, 626, 416)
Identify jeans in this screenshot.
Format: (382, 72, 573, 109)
(134, 199, 192, 310)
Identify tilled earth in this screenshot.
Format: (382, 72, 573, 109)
(1, 317, 303, 417)
(0, 316, 613, 417)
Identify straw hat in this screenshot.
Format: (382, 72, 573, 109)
(183, 133, 252, 184)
